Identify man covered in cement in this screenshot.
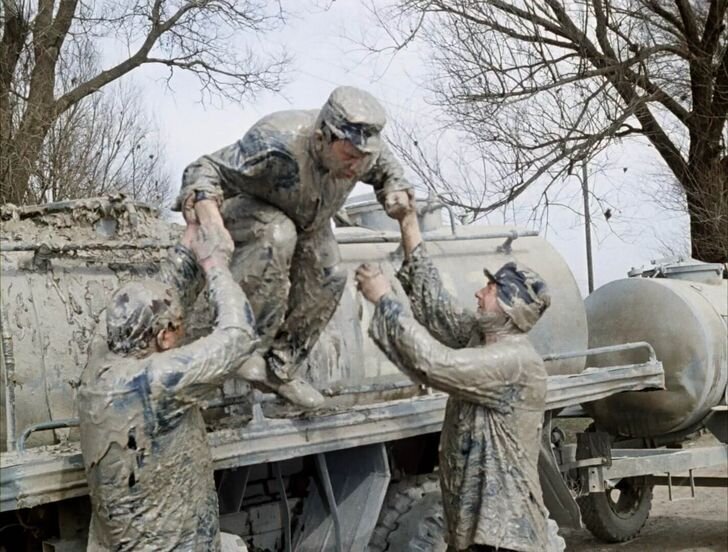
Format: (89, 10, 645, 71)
(176, 86, 413, 407)
(77, 201, 256, 551)
(355, 196, 563, 551)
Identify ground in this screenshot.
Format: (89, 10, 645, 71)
(563, 433, 728, 552)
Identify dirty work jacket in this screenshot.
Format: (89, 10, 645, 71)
(78, 246, 257, 551)
(368, 245, 551, 552)
(178, 109, 411, 234)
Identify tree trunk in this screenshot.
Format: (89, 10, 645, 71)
(685, 158, 728, 263)
(0, 95, 58, 205)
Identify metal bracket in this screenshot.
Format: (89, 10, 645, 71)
(274, 462, 293, 551)
(294, 444, 390, 551)
(496, 230, 520, 254)
(18, 419, 79, 453)
(248, 390, 267, 427)
(315, 453, 343, 552)
(585, 466, 606, 493)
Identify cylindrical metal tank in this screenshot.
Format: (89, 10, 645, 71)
(584, 261, 728, 437)
(0, 197, 178, 450)
(0, 196, 588, 451)
(307, 197, 588, 387)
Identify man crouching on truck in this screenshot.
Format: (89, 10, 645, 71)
(355, 193, 564, 552)
(77, 200, 256, 551)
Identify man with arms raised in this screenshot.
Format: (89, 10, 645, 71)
(78, 201, 255, 551)
(355, 195, 563, 551)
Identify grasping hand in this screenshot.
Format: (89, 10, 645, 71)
(181, 192, 198, 225)
(355, 263, 391, 304)
(384, 189, 416, 221)
(181, 192, 223, 225)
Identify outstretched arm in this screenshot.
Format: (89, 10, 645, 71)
(362, 142, 413, 216)
(158, 198, 233, 311)
(175, 126, 298, 223)
(151, 220, 257, 399)
(379, 196, 479, 349)
(367, 293, 530, 412)
(156, 224, 204, 313)
(395, 244, 479, 349)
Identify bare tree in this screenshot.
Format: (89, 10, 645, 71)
(33, 80, 171, 204)
(386, 122, 489, 224)
(23, 33, 172, 204)
(1, 0, 288, 206)
(372, 0, 728, 262)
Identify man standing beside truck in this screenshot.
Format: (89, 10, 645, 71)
(355, 193, 563, 551)
(176, 86, 413, 409)
(77, 200, 255, 551)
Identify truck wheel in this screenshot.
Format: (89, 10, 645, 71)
(577, 475, 653, 543)
(368, 474, 447, 552)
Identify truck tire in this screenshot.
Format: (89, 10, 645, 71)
(368, 474, 447, 552)
(577, 475, 653, 543)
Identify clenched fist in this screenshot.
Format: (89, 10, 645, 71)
(355, 263, 391, 304)
(384, 189, 416, 221)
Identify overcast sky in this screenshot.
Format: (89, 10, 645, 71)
(130, 1, 689, 295)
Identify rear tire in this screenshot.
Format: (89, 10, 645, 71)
(368, 474, 447, 552)
(577, 475, 653, 542)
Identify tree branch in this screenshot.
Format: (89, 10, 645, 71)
(54, 1, 200, 115)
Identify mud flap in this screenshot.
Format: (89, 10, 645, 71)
(705, 406, 728, 444)
(293, 443, 391, 552)
(539, 415, 582, 530)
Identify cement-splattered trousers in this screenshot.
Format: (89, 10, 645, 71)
(77, 246, 257, 551)
(368, 245, 553, 552)
(179, 109, 410, 378)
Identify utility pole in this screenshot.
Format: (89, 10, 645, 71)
(582, 160, 594, 294)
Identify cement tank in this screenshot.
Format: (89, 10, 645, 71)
(307, 197, 587, 389)
(584, 260, 728, 437)
(0, 197, 178, 451)
(0, 196, 587, 451)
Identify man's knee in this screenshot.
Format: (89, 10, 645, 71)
(222, 196, 297, 255)
(233, 220, 296, 264)
(259, 214, 297, 259)
(323, 263, 347, 293)
(223, 199, 296, 297)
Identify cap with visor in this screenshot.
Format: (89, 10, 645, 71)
(319, 86, 386, 154)
(106, 280, 183, 355)
(483, 261, 551, 332)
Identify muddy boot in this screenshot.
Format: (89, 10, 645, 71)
(236, 354, 268, 383)
(220, 532, 248, 551)
(237, 353, 324, 409)
(275, 378, 324, 410)
(266, 350, 324, 409)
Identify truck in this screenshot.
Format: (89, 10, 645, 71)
(0, 195, 725, 551)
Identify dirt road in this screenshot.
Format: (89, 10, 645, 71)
(563, 434, 727, 552)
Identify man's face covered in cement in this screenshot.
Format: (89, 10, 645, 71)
(484, 261, 551, 332)
(318, 139, 371, 180)
(314, 86, 385, 180)
(471, 261, 552, 338)
(106, 280, 185, 356)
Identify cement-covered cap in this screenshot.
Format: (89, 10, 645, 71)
(320, 86, 386, 153)
(106, 280, 183, 354)
(484, 261, 550, 332)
